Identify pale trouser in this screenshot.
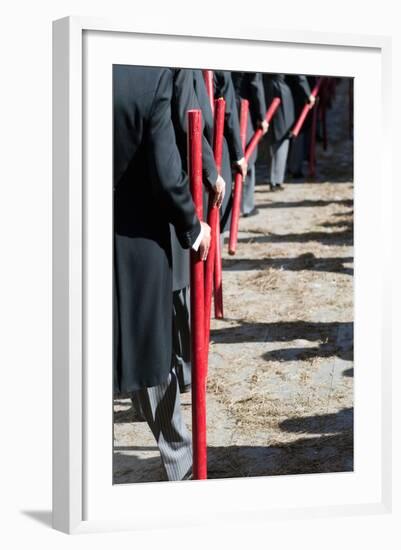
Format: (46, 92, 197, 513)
(267, 138, 290, 186)
(132, 368, 192, 481)
(241, 164, 256, 214)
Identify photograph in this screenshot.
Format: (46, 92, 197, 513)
(112, 66, 354, 484)
(0, 0, 395, 542)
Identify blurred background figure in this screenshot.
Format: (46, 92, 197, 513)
(286, 74, 313, 179)
(232, 71, 267, 216)
(263, 73, 314, 191)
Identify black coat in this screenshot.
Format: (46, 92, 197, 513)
(169, 68, 218, 291)
(213, 71, 244, 231)
(263, 74, 311, 144)
(231, 72, 266, 165)
(113, 65, 200, 393)
(286, 74, 311, 116)
(286, 74, 312, 138)
(263, 73, 293, 144)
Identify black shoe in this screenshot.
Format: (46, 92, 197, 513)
(180, 383, 192, 394)
(275, 184, 285, 191)
(269, 183, 277, 192)
(243, 207, 259, 218)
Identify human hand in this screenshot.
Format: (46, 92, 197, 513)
(308, 94, 316, 106)
(259, 119, 269, 135)
(234, 157, 248, 180)
(198, 221, 211, 261)
(212, 174, 226, 208)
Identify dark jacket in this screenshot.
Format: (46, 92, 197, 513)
(286, 74, 311, 116)
(171, 69, 218, 191)
(263, 73, 311, 143)
(169, 68, 218, 291)
(231, 72, 266, 165)
(213, 71, 244, 231)
(113, 65, 200, 393)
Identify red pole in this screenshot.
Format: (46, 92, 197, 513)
(201, 70, 224, 319)
(308, 96, 319, 178)
(228, 99, 249, 256)
(310, 77, 323, 98)
(203, 70, 215, 116)
(187, 109, 207, 480)
(245, 97, 281, 162)
(213, 217, 224, 318)
(204, 98, 225, 354)
(291, 77, 324, 138)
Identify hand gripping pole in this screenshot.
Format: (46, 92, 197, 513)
(291, 77, 324, 138)
(244, 97, 281, 162)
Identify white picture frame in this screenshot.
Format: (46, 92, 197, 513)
(52, 16, 392, 534)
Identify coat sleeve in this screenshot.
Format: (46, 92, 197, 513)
(215, 71, 244, 162)
(287, 74, 311, 102)
(147, 69, 201, 249)
(297, 75, 312, 100)
(262, 73, 273, 104)
(247, 73, 267, 126)
(173, 69, 218, 190)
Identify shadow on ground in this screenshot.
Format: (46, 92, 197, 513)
(211, 320, 353, 362)
(279, 407, 353, 434)
(223, 253, 353, 276)
(254, 198, 353, 209)
(113, 407, 353, 483)
(113, 452, 164, 484)
(237, 227, 353, 247)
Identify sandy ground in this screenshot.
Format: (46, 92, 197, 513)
(113, 78, 354, 484)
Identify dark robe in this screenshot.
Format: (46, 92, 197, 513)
(213, 71, 244, 231)
(263, 73, 294, 144)
(169, 68, 218, 291)
(286, 74, 311, 117)
(113, 65, 200, 393)
(263, 73, 311, 144)
(231, 72, 266, 165)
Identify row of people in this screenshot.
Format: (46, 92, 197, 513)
(113, 66, 320, 481)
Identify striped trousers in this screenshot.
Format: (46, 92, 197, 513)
(132, 368, 192, 481)
(172, 287, 192, 392)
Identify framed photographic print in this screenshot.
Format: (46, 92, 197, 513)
(52, 16, 392, 534)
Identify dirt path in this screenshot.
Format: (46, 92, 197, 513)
(114, 78, 354, 483)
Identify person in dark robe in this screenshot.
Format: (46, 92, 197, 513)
(169, 68, 224, 393)
(231, 71, 267, 216)
(263, 73, 314, 191)
(211, 70, 247, 232)
(113, 65, 211, 481)
(286, 74, 313, 178)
